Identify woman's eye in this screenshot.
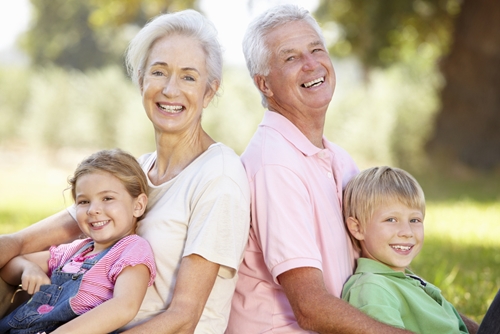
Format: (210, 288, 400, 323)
(152, 70, 163, 76)
(184, 75, 195, 81)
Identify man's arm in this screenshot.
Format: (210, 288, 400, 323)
(460, 313, 478, 334)
(279, 267, 414, 334)
(0, 209, 81, 268)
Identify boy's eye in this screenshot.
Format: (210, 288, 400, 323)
(410, 218, 422, 223)
(386, 218, 397, 223)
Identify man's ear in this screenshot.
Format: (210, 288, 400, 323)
(133, 193, 148, 218)
(254, 75, 273, 98)
(346, 217, 365, 241)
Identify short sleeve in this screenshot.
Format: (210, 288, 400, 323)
(253, 165, 323, 283)
(108, 237, 156, 286)
(183, 175, 250, 279)
(343, 279, 406, 329)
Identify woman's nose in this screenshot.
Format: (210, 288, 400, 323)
(162, 76, 180, 97)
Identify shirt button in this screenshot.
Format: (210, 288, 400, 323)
(327, 172, 333, 178)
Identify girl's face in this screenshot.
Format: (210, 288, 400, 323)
(74, 171, 147, 251)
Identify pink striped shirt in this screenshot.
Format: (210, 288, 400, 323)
(48, 235, 156, 315)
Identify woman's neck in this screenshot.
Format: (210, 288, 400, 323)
(149, 130, 215, 185)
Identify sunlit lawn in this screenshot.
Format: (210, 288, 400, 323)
(0, 149, 499, 324)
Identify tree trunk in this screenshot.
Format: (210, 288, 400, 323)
(426, 0, 500, 170)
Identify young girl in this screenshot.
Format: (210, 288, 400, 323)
(0, 149, 156, 334)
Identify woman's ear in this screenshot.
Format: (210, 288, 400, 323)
(133, 193, 148, 218)
(203, 80, 220, 108)
(138, 71, 144, 94)
(346, 217, 365, 241)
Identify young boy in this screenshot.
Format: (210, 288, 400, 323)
(341, 166, 471, 333)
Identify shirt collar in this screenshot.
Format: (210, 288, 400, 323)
(355, 258, 413, 278)
(261, 110, 325, 157)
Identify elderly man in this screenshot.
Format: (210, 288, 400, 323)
(226, 4, 473, 334)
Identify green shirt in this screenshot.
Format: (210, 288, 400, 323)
(342, 258, 468, 334)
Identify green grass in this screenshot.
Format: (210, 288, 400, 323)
(0, 152, 499, 325)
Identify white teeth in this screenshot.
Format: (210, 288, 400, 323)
(303, 77, 324, 88)
(91, 220, 109, 227)
(158, 104, 183, 113)
(391, 245, 411, 251)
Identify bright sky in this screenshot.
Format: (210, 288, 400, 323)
(0, 0, 318, 65)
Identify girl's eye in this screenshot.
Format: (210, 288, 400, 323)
(77, 200, 89, 205)
(103, 197, 113, 201)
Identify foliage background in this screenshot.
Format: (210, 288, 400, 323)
(0, 0, 499, 325)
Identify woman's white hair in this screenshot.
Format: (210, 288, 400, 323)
(242, 4, 325, 107)
(125, 9, 223, 92)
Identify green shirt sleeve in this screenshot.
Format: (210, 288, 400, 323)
(343, 275, 407, 329)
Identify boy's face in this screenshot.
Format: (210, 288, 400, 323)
(353, 201, 424, 272)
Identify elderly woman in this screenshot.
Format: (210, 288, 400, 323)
(0, 9, 250, 333)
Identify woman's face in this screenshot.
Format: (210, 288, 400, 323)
(140, 34, 218, 136)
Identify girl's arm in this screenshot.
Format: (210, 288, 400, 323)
(0, 210, 81, 268)
(0, 251, 51, 294)
(50, 263, 151, 334)
(122, 254, 219, 334)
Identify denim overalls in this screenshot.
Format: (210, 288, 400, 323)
(0, 242, 111, 334)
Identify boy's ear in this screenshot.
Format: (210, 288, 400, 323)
(133, 193, 148, 218)
(346, 217, 365, 241)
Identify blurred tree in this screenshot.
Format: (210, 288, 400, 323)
(21, 0, 197, 71)
(315, 0, 500, 170)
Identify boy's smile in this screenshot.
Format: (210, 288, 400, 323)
(357, 201, 424, 272)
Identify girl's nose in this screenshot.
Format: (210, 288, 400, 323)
(87, 203, 101, 215)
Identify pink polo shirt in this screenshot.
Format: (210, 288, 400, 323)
(227, 111, 359, 333)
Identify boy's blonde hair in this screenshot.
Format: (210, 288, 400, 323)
(343, 166, 426, 230)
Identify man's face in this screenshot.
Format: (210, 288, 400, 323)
(257, 20, 336, 117)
